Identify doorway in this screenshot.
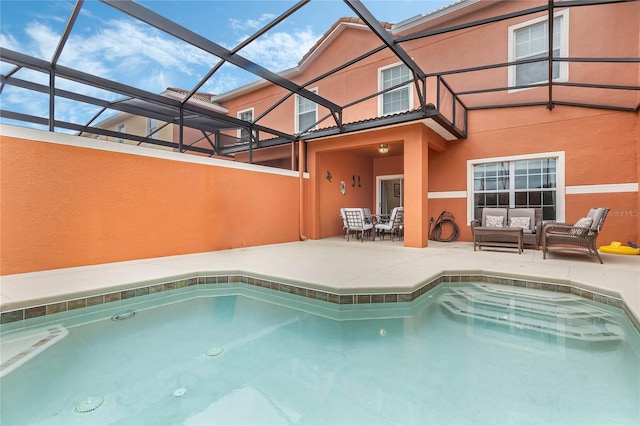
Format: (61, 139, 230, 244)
(376, 174, 403, 215)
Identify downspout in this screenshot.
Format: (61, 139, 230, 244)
(547, 0, 555, 110)
(298, 140, 308, 241)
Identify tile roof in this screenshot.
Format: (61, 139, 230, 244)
(166, 87, 217, 103)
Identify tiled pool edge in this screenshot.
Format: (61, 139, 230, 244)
(2, 272, 639, 333)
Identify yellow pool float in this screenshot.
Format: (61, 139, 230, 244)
(599, 241, 640, 255)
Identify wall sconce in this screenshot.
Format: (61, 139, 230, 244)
(378, 143, 389, 154)
(326, 170, 332, 182)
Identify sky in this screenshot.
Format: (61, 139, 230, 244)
(0, 0, 452, 128)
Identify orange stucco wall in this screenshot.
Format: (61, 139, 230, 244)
(306, 124, 437, 245)
(217, 1, 639, 138)
(427, 106, 639, 244)
(304, 105, 638, 247)
(0, 130, 302, 275)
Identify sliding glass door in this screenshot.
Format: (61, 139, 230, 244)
(376, 175, 403, 215)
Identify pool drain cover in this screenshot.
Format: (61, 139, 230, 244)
(74, 396, 104, 413)
(173, 387, 187, 397)
(205, 346, 224, 357)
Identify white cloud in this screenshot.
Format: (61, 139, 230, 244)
(1, 11, 321, 127)
(0, 32, 21, 52)
(24, 22, 60, 61)
(236, 27, 319, 71)
(229, 13, 276, 32)
(2, 17, 216, 125)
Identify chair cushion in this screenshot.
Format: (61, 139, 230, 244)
(486, 215, 505, 228)
(509, 216, 530, 229)
(570, 217, 593, 235)
(575, 217, 593, 228)
(587, 208, 606, 229)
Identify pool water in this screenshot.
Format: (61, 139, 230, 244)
(1, 283, 639, 425)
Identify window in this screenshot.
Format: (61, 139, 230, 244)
(508, 10, 568, 87)
(379, 63, 412, 115)
(469, 153, 565, 221)
(117, 123, 125, 143)
(296, 88, 317, 133)
(147, 118, 158, 139)
(237, 108, 253, 142)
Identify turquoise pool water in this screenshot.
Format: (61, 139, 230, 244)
(1, 283, 639, 425)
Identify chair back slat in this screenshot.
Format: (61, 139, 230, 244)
(391, 207, 404, 229)
(344, 208, 365, 230)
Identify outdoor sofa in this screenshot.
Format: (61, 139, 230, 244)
(471, 207, 543, 252)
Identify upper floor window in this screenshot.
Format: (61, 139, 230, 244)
(237, 108, 253, 142)
(508, 10, 569, 88)
(296, 88, 317, 133)
(468, 153, 565, 222)
(147, 118, 158, 139)
(379, 63, 412, 115)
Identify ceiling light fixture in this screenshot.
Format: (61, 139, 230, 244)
(378, 143, 389, 154)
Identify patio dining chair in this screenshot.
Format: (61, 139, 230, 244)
(542, 207, 609, 263)
(343, 208, 375, 242)
(375, 207, 404, 242)
(339, 208, 349, 239)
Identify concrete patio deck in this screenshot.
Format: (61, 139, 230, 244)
(2, 238, 639, 323)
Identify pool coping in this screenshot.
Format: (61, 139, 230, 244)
(2, 271, 638, 334)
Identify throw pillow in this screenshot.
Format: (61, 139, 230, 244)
(570, 217, 593, 235)
(509, 216, 531, 229)
(485, 215, 504, 228)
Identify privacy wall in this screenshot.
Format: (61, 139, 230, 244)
(0, 126, 302, 275)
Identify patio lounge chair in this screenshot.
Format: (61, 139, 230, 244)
(375, 207, 404, 242)
(343, 208, 375, 242)
(542, 207, 609, 264)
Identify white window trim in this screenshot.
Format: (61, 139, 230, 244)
(147, 118, 158, 139)
(294, 87, 318, 134)
(466, 151, 565, 225)
(507, 9, 569, 92)
(237, 107, 254, 141)
(378, 62, 414, 116)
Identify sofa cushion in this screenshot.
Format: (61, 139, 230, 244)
(508, 208, 536, 232)
(485, 215, 504, 227)
(481, 208, 508, 227)
(509, 216, 530, 229)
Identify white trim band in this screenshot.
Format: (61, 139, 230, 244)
(428, 191, 467, 199)
(566, 183, 638, 194)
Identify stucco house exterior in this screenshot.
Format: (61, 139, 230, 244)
(0, 0, 638, 274)
(203, 0, 638, 248)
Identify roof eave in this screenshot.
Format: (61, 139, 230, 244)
(391, 0, 485, 35)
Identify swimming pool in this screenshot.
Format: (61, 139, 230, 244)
(1, 282, 639, 425)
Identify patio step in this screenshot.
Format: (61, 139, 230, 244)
(438, 285, 624, 345)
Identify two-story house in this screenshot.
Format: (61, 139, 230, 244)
(192, 0, 639, 247)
